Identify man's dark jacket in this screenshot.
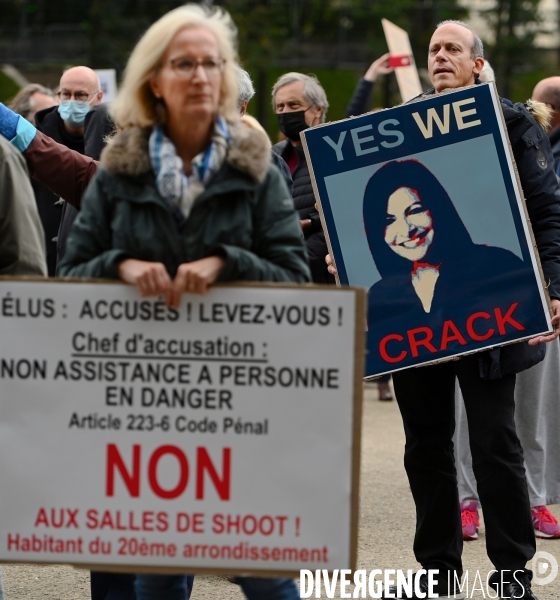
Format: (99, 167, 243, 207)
(548, 126, 560, 175)
(346, 78, 376, 117)
(56, 104, 114, 270)
(272, 140, 333, 283)
(33, 105, 84, 275)
(416, 85, 560, 379)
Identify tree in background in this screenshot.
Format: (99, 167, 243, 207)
(0, 0, 188, 70)
(85, 0, 191, 69)
(215, 0, 289, 129)
(0, 0, 473, 123)
(220, 0, 468, 130)
(482, 0, 544, 99)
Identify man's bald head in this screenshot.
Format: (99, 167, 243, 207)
(532, 77, 560, 132)
(57, 66, 103, 133)
(59, 66, 103, 104)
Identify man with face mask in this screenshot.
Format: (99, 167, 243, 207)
(271, 73, 333, 283)
(33, 66, 103, 275)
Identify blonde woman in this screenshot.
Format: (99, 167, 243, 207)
(59, 4, 308, 600)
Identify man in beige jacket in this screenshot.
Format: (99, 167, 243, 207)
(0, 131, 46, 600)
(0, 135, 47, 276)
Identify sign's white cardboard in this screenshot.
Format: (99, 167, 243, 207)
(0, 280, 364, 576)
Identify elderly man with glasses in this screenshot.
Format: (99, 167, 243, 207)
(55, 66, 104, 134)
(33, 66, 103, 276)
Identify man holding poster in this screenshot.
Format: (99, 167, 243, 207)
(323, 20, 560, 600)
(386, 22, 560, 600)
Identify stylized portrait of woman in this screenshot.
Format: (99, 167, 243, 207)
(363, 159, 544, 373)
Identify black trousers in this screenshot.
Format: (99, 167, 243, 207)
(392, 354, 535, 577)
(90, 572, 136, 600)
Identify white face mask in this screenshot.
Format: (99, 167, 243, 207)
(57, 100, 91, 127)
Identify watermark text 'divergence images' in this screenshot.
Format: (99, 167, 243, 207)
(300, 558, 559, 599)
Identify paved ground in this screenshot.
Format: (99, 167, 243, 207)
(3, 384, 560, 599)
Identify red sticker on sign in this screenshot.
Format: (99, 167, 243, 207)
(389, 55, 412, 68)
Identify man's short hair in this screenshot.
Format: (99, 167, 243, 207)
(271, 72, 329, 123)
(435, 20, 484, 59)
(8, 84, 55, 120)
(235, 66, 255, 109)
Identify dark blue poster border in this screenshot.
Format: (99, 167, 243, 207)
(301, 83, 552, 378)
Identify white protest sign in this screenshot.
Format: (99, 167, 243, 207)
(0, 280, 364, 576)
(95, 69, 117, 102)
(382, 19, 423, 102)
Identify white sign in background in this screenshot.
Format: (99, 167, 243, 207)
(94, 69, 118, 103)
(0, 281, 363, 575)
(381, 19, 423, 103)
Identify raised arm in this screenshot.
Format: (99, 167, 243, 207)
(0, 102, 98, 209)
(345, 53, 393, 118)
(25, 130, 98, 208)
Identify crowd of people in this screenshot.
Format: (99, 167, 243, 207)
(1, 4, 560, 599)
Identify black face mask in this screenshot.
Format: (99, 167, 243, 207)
(277, 109, 310, 142)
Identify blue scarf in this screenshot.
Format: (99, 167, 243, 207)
(149, 117, 229, 224)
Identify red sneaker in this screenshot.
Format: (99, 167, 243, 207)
(531, 505, 560, 538)
(461, 500, 480, 541)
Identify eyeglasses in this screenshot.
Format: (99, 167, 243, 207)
(57, 89, 99, 102)
(168, 56, 225, 79)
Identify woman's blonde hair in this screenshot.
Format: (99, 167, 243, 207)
(111, 3, 239, 128)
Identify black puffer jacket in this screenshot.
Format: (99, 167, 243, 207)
(33, 106, 84, 275)
(56, 104, 114, 271)
(272, 141, 315, 221)
(345, 78, 376, 118)
(272, 140, 333, 283)
(548, 127, 560, 175)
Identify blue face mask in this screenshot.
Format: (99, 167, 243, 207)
(58, 100, 91, 128)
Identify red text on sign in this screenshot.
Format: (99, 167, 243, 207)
(379, 303, 526, 363)
(86, 509, 169, 532)
(105, 444, 231, 500)
(212, 514, 289, 536)
(34, 508, 79, 529)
